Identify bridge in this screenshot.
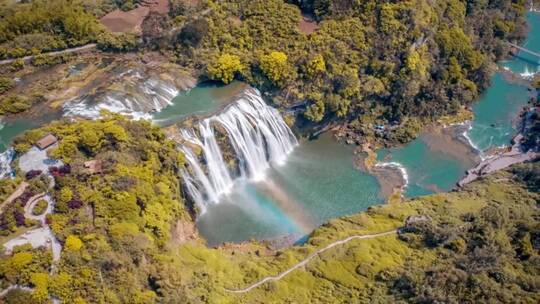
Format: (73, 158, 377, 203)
(507, 42, 540, 62)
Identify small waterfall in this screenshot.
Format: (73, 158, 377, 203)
(179, 89, 298, 213)
(0, 148, 15, 179)
(63, 74, 179, 120)
(519, 65, 537, 79)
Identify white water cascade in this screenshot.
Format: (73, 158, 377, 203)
(179, 89, 298, 213)
(0, 148, 15, 179)
(63, 73, 179, 120)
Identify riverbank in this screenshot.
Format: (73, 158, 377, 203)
(459, 94, 540, 186)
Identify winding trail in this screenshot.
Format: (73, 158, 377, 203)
(0, 44, 96, 65)
(0, 182, 28, 215)
(225, 230, 397, 293)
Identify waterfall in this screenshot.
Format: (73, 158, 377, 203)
(0, 148, 15, 179)
(63, 74, 179, 120)
(179, 89, 298, 213)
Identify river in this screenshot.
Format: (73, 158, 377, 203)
(376, 11, 539, 198)
(0, 12, 538, 246)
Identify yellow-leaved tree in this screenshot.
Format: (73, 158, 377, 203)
(259, 51, 294, 86)
(207, 53, 244, 84)
(64, 235, 83, 251)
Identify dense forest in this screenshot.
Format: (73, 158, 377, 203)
(0, 0, 103, 60)
(166, 0, 529, 142)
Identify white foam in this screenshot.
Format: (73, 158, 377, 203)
(0, 147, 15, 179)
(519, 65, 538, 79)
(461, 123, 487, 160)
(374, 161, 409, 188)
(62, 76, 179, 121)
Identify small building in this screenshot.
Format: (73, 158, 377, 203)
(83, 160, 102, 174)
(36, 134, 58, 150)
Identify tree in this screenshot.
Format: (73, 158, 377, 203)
(59, 187, 73, 204)
(206, 53, 244, 84)
(259, 51, 293, 86)
(177, 19, 208, 47)
(327, 94, 350, 117)
(79, 129, 102, 154)
(50, 136, 79, 163)
(304, 100, 325, 122)
(64, 235, 83, 251)
(306, 54, 326, 77)
(49, 272, 73, 301)
(30, 272, 49, 304)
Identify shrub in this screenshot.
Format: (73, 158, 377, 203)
(25, 170, 43, 180)
(97, 32, 138, 52)
(10, 59, 25, 72)
(64, 235, 83, 251)
(32, 199, 49, 216)
(2, 288, 34, 304)
(31, 53, 71, 67)
(0, 77, 14, 94)
(0, 95, 32, 115)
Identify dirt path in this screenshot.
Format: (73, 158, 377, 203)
(225, 230, 397, 293)
(0, 182, 28, 215)
(24, 193, 53, 225)
(0, 44, 97, 65)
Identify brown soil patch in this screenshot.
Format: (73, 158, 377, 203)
(100, 0, 170, 34)
(145, 0, 170, 14)
(229, 16, 242, 27)
(299, 15, 319, 34)
(171, 219, 200, 244)
(101, 6, 150, 34)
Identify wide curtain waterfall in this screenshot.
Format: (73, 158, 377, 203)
(179, 89, 298, 213)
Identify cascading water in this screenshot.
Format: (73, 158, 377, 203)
(0, 148, 15, 179)
(179, 89, 298, 213)
(63, 73, 179, 120)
